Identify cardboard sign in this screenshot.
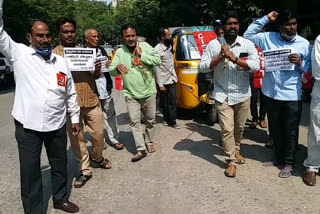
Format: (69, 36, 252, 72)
(64, 48, 96, 71)
(263, 48, 295, 72)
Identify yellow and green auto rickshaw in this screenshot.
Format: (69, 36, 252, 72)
(170, 26, 218, 125)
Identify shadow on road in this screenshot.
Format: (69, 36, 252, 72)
(41, 148, 77, 214)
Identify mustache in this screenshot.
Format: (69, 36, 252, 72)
(40, 42, 51, 48)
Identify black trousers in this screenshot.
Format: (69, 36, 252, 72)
(15, 120, 68, 214)
(264, 97, 302, 166)
(158, 82, 177, 125)
(250, 77, 266, 122)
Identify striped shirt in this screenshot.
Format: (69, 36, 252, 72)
(199, 36, 260, 105)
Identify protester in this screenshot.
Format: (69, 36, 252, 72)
(53, 17, 111, 188)
(154, 27, 180, 129)
(0, 2, 80, 213)
(215, 24, 224, 38)
(244, 10, 312, 178)
(303, 34, 320, 186)
(85, 28, 124, 150)
(199, 10, 260, 177)
(109, 24, 161, 162)
(249, 46, 267, 129)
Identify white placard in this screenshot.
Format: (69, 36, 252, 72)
(263, 48, 295, 72)
(64, 48, 96, 71)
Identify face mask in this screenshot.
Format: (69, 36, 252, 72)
(35, 47, 53, 59)
(280, 30, 296, 41)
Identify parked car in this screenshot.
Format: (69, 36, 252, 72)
(0, 57, 14, 89)
(169, 26, 218, 125)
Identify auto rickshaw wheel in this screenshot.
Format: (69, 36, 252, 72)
(207, 105, 218, 126)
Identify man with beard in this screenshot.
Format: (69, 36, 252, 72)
(53, 17, 111, 188)
(0, 1, 80, 213)
(199, 10, 260, 177)
(244, 10, 312, 178)
(84, 28, 124, 150)
(154, 27, 179, 129)
(109, 24, 160, 162)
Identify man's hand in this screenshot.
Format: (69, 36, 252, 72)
(71, 123, 80, 136)
(220, 45, 229, 57)
(135, 45, 142, 57)
(225, 51, 237, 63)
(288, 53, 302, 66)
(116, 64, 130, 74)
(106, 60, 111, 68)
(159, 86, 166, 92)
(92, 60, 102, 76)
(267, 11, 278, 22)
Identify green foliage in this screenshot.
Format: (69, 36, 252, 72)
(2, 0, 263, 46)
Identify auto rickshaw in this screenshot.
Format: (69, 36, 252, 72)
(170, 26, 218, 125)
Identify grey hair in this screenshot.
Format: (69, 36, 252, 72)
(84, 29, 89, 38)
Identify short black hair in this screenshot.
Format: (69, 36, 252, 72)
(157, 27, 169, 40)
(215, 25, 223, 32)
(221, 10, 239, 25)
(56, 17, 77, 33)
(120, 24, 136, 36)
(277, 9, 297, 25)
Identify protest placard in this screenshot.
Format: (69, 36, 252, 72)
(64, 48, 96, 71)
(263, 48, 295, 72)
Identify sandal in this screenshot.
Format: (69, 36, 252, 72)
(111, 143, 124, 150)
(131, 150, 147, 162)
(90, 157, 112, 169)
(224, 163, 237, 177)
(74, 174, 92, 188)
(303, 171, 317, 186)
(146, 144, 156, 153)
(278, 166, 294, 178)
(235, 151, 245, 164)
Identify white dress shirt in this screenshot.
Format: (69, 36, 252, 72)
(0, 7, 80, 132)
(154, 43, 178, 87)
(199, 36, 260, 105)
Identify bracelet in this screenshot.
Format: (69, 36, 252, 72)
(233, 57, 238, 64)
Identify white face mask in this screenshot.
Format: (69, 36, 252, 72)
(280, 29, 296, 41)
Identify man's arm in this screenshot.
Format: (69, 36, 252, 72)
(243, 12, 277, 47)
(294, 44, 312, 74)
(312, 35, 320, 80)
(109, 51, 122, 76)
(65, 67, 80, 135)
(199, 39, 223, 73)
(139, 43, 161, 67)
(0, 0, 18, 60)
(241, 41, 260, 72)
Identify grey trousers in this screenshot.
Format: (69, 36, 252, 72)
(100, 97, 120, 145)
(304, 96, 320, 171)
(125, 94, 156, 151)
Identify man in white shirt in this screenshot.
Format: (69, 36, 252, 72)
(85, 28, 124, 150)
(154, 27, 180, 129)
(199, 10, 260, 178)
(0, 1, 80, 213)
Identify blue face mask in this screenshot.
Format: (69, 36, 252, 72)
(35, 47, 53, 59)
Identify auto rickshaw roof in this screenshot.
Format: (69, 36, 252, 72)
(169, 26, 214, 38)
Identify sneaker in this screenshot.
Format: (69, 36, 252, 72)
(173, 124, 181, 129)
(163, 121, 168, 126)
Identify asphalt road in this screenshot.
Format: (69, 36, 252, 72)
(0, 88, 319, 214)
